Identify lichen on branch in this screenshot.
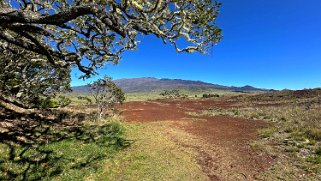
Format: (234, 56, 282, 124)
(0, 0, 222, 78)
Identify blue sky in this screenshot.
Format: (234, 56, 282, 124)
(71, 0, 321, 90)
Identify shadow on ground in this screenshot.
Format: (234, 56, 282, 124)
(0, 106, 128, 180)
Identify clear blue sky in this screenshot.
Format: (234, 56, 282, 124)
(71, 0, 321, 90)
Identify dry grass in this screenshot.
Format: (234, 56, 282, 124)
(190, 93, 321, 179)
(1, 99, 208, 181)
(90, 122, 208, 181)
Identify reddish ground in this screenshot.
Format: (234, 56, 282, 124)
(118, 98, 273, 180)
(119, 98, 235, 122)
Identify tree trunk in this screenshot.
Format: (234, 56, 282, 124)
(97, 105, 103, 120)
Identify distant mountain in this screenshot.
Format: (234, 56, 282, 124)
(72, 77, 275, 93)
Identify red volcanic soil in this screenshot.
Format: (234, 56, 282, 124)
(118, 98, 274, 180)
(118, 98, 234, 122)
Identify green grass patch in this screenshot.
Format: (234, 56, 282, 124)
(258, 127, 277, 138)
(0, 116, 207, 181)
(0, 120, 126, 181)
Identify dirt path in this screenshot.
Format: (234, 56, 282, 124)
(118, 99, 273, 180)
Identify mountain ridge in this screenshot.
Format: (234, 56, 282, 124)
(72, 77, 275, 93)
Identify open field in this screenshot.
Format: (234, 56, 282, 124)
(186, 90, 321, 180)
(118, 99, 272, 180)
(66, 88, 245, 104)
(124, 89, 243, 102)
(1, 89, 321, 180)
(1, 1, 320, 180)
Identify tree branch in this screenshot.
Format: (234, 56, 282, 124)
(0, 6, 93, 25)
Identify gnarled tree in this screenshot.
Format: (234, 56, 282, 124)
(0, 0, 222, 79)
(89, 76, 125, 120)
(0, 47, 71, 109)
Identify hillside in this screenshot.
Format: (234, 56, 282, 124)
(72, 77, 273, 93)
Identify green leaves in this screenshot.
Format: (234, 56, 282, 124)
(89, 76, 125, 119)
(1, 0, 222, 78)
(0, 46, 71, 109)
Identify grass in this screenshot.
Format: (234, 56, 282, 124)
(62, 93, 95, 106)
(0, 102, 207, 181)
(196, 104, 321, 141)
(91, 122, 208, 181)
(0, 110, 127, 181)
(190, 95, 321, 178)
(4, 89, 321, 180)
(125, 89, 244, 102)
(65, 88, 244, 103)
(258, 127, 278, 138)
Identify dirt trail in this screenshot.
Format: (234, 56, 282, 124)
(118, 99, 273, 180)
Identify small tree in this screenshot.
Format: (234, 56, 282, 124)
(160, 89, 187, 99)
(89, 76, 125, 120)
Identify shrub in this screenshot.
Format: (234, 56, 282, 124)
(202, 93, 219, 98)
(56, 95, 71, 107)
(160, 89, 186, 99)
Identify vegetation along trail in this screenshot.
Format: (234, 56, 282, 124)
(118, 98, 274, 180)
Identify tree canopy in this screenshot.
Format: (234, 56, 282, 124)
(0, 0, 222, 78)
(0, 46, 71, 109)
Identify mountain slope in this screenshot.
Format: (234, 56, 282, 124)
(72, 77, 273, 93)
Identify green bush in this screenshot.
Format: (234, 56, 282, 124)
(56, 95, 72, 107)
(160, 89, 187, 99)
